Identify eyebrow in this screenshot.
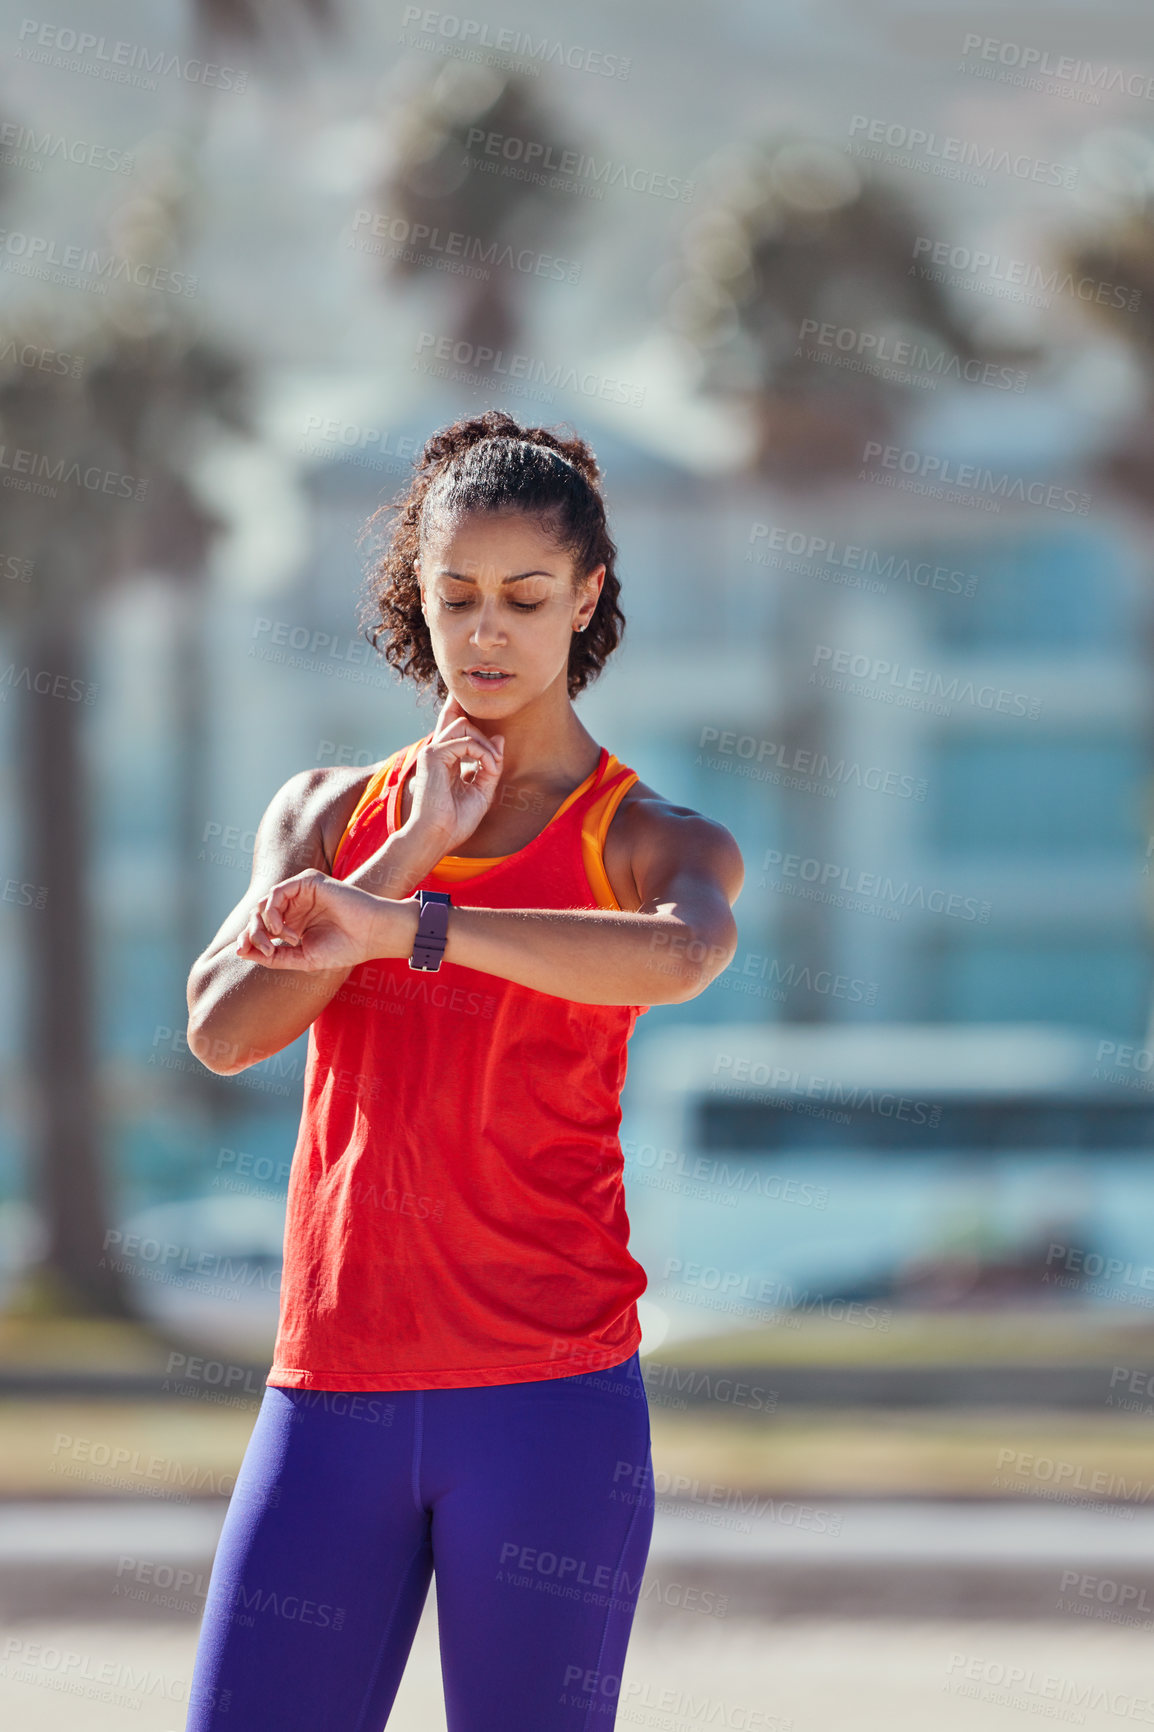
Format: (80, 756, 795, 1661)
(435, 569, 555, 584)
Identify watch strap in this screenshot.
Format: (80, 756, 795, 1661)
(409, 889, 451, 972)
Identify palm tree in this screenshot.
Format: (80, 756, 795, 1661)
(1058, 217, 1154, 506)
(663, 133, 1035, 484)
(661, 133, 1038, 1015)
(2, 0, 337, 1318)
(5, 4, 582, 1316)
(375, 64, 584, 354)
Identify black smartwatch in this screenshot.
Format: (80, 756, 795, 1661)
(409, 889, 451, 972)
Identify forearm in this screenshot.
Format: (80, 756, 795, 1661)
(187, 828, 446, 1073)
(369, 900, 733, 1006)
(186, 953, 351, 1073)
(344, 821, 447, 900)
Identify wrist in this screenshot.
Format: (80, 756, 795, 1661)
(350, 823, 449, 900)
(362, 888, 420, 963)
(395, 815, 456, 861)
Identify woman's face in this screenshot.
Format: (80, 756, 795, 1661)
(417, 509, 603, 715)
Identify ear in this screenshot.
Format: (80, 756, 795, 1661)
(577, 563, 605, 628)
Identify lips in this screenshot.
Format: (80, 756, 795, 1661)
(464, 667, 513, 685)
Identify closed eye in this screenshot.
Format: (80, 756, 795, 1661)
(440, 598, 544, 612)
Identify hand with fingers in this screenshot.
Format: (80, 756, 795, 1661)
(234, 697, 504, 973)
(404, 693, 505, 856)
(235, 868, 395, 973)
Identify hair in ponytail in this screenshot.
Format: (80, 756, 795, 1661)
(358, 408, 625, 699)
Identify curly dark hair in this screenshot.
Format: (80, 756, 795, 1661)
(357, 408, 625, 701)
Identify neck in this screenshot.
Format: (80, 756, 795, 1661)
(456, 678, 598, 786)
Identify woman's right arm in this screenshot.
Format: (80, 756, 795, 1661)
(185, 765, 443, 1075)
(191, 702, 505, 1072)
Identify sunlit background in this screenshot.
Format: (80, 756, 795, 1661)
(4, 0, 1154, 1725)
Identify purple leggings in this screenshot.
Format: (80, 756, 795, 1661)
(185, 1351, 654, 1731)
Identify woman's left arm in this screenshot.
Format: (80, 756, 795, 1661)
(376, 802, 744, 1006)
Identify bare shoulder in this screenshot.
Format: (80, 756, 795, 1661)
(191, 761, 388, 969)
(602, 775, 744, 910)
(253, 761, 387, 882)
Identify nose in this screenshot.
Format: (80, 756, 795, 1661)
(469, 596, 506, 651)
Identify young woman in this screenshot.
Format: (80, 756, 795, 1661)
(183, 409, 744, 1731)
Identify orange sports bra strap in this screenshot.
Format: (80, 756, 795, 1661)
(579, 757, 639, 910)
(582, 759, 638, 844)
(330, 748, 407, 876)
(385, 737, 428, 833)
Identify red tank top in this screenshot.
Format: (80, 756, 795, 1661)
(267, 736, 650, 1391)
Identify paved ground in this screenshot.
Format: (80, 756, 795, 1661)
(3, 1609, 1154, 1730)
(5, 1501, 1154, 1727)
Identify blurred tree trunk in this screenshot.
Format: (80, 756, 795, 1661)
(0, 0, 337, 1319)
(18, 616, 130, 1313)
